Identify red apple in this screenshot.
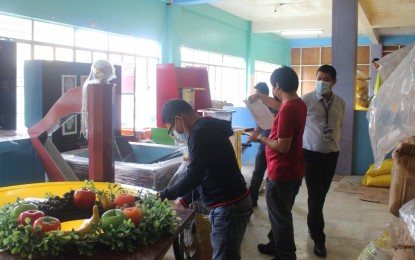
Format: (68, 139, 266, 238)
(18, 210, 45, 226)
(73, 189, 96, 209)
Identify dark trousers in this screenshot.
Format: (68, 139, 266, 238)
(266, 178, 302, 260)
(250, 142, 267, 204)
(303, 149, 339, 243)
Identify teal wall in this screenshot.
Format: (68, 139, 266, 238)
(0, 0, 166, 41)
(0, 0, 289, 77)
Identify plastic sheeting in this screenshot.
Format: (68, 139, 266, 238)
(62, 143, 184, 191)
(367, 43, 415, 169)
(400, 198, 415, 241)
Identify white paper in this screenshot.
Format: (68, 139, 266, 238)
(243, 99, 274, 130)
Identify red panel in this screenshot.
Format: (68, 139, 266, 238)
(175, 67, 212, 113)
(156, 64, 179, 127)
(156, 64, 212, 127)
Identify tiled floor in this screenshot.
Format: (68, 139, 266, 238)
(165, 165, 398, 259)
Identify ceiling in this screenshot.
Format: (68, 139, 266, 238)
(176, 0, 415, 44)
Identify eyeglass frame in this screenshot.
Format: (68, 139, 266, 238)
(167, 116, 176, 137)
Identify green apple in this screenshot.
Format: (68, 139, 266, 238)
(101, 209, 127, 228)
(11, 204, 38, 218)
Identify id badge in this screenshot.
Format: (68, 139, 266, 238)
(323, 127, 334, 142)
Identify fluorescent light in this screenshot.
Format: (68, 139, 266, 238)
(280, 30, 323, 36)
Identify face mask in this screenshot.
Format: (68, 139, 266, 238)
(273, 87, 282, 102)
(315, 80, 331, 95)
(173, 130, 189, 144)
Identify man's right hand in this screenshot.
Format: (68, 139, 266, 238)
(248, 131, 259, 142)
(248, 93, 262, 103)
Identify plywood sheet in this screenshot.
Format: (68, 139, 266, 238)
(321, 47, 332, 65)
(302, 66, 319, 80)
(302, 48, 320, 65)
(357, 46, 370, 65)
(291, 48, 301, 65)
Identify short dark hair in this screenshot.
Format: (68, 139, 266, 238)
(254, 82, 269, 95)
(372, 58, 380, 63)
(317, 64, 337, 80)
(270, 66, 299, 92)
(161, 98, 194, 125)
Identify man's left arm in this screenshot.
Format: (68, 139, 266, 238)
(159, 132, 207, 200)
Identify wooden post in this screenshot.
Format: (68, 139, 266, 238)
(87, 83, 115, 182)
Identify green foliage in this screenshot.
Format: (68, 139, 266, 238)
(0, 189, 180, 259)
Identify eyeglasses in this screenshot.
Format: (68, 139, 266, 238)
(167, 117, 176, 137)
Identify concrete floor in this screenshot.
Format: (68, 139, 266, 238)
(165, 165, 398, 259)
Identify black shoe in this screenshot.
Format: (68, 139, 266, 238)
(252, 201, 258, 208)
(314, 242, 327, 257)
(257, 242, 275, 255)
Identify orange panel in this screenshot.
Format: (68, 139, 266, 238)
(291, 48, 301, 65)
(292, 66, 301, 78)
(302, 81, 315, 95)
(302, 48, 320, 65)
(302, 66, 319, 81)
(321, 47, 332, 65)
(357, 46, 370, 65)
(357, 65, 370, 78)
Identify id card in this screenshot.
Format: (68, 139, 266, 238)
(323, 127, 334, 142)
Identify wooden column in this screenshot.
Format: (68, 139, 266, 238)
(87, 84, 115, 182)
(332, 0, 358, 174)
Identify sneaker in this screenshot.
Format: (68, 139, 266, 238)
(257, 242, 275, 255)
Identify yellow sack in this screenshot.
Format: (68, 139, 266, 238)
(366, 159, 393, 177)
(362, 174, 391, 188)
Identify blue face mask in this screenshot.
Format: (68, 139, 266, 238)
(173, 130, 189, 144)
(315, 80, 331, 95)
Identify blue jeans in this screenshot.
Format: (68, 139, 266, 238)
(266, 178, 302, 260)
(209, 195, 253, 260)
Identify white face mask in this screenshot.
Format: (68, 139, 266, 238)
(315, 80, 331, 95)
(173, 130, 189, 144)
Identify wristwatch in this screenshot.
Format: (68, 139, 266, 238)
(257, 134, 263, 143)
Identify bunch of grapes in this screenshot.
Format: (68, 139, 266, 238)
(34, 190, 76, 218)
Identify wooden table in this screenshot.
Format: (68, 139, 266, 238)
(0, 182, 195, 259)
(0, 207, 195, 260)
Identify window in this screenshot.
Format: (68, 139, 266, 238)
(0, 13, 161, 132)
(56, 48, 74, 62)
(34, 21, 74, 46)
(0, 14, 31, 40)
(34, 45, 53, 60)
(75, 29, 108, 50)
(254, 60, 281, 95)
(181, 47, 246, 106)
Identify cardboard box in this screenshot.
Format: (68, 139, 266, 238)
(389, 137, 415, 216)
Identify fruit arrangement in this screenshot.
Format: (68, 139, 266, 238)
(0, 181, 179, 259)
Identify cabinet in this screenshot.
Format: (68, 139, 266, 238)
(0, 40, 16, 130)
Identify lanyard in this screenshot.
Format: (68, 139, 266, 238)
(315, 93, 332, 125)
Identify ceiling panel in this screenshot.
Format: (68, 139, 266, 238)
(209, 0, 415, 42)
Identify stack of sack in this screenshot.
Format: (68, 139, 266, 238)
(362, 158, 393, 188)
